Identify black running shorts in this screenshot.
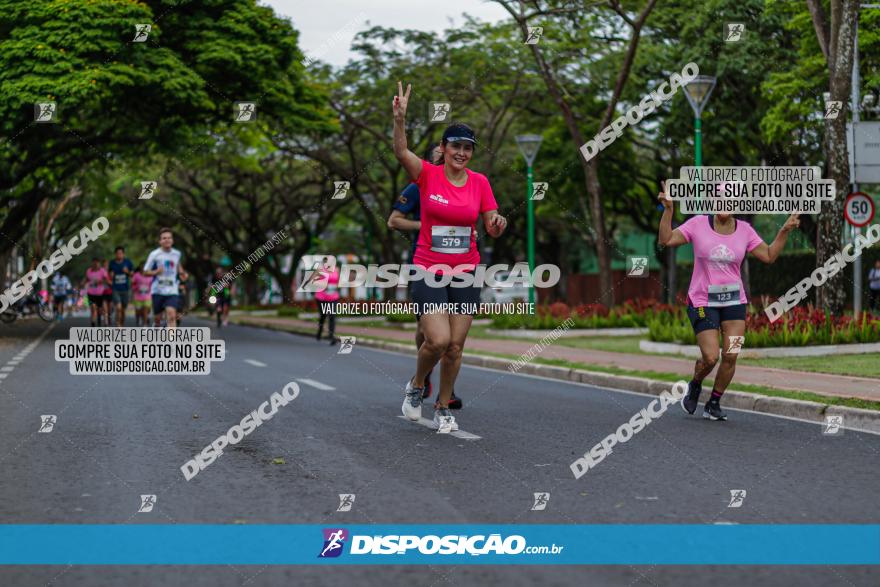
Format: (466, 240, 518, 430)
(410, 271, 481, 317)
(686, 303, 747, 334)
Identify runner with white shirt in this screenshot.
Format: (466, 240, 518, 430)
(51, 272, 71, 321)
(143, 227, 188, 328)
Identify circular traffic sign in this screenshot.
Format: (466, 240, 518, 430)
(844, 192, 875, 227)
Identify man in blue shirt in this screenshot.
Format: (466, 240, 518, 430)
(386, 143, 463, 410)
(108, 246, 134, 326)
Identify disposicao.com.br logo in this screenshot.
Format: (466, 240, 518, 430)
(318, 528, 348, 558)
(317, 529, 563, 558)
(298, 257, 561, 292)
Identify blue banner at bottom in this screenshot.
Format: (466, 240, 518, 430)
(0, 525, 877, 565)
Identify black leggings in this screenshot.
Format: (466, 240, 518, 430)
(317, 301, 336, 338)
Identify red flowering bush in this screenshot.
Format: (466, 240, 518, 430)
(573, 303, 610, 318)
(649, 302, 880, 347)
(544, 301, 572, 318)
(494, 298, 670, 329)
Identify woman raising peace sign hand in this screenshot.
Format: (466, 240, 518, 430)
(392, 81, 508, 434)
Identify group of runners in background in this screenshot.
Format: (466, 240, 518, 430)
(47, 228, 233, 329)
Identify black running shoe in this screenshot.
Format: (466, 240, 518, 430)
(448, 391, 462, 410)
(703, 398, 727, 421)
(422, 376, 433, 399)
(681, 380, 701, 415)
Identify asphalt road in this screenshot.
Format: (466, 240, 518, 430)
(0, 315, 877, 586)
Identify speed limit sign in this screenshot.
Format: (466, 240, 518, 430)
(844, 192, 875, 227)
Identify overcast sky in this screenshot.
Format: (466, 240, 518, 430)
(261, 0, 510, 67)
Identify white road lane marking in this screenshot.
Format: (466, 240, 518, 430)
(0, 323, 53, 386)
(243, 359, 267, 367)
(397, 416, 482, 440)
(296, 378, 335, 391)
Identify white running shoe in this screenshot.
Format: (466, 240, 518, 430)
(432, 408, 458, 433)
(401, 379, 423, 421)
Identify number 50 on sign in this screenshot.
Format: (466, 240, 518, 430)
(844, 192, 875, 227)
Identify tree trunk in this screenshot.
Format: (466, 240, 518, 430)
(494, 0, 658, 308)
(0, 249, 9, 286)
(583, 161, 613, 305)
(818, 105, 852, 312)
(810, 0, 859, 313)
(244, 272, 259, 306)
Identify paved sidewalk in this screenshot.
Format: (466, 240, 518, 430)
(234, 315, 880, 403)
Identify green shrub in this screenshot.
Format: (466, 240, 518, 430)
(490, 299, 672, 330)
(385, 312, 416, 323)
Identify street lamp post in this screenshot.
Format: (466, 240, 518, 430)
(361, 193, 377, 301)
(301, 212, 320, 302)
(848, 5, 880, 315)
(515, 134, 543, 306)
(683, 75, 717, 167)
(672, 75, 717, 304)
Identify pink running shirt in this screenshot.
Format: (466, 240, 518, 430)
(131, 272, 152, 301)
(677, 215, 764, 307)
(413, 160, 498, 274)
(314, 269, 340, 302)
(85, 267, 109, 296)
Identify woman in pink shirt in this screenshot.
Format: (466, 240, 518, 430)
(393, 81, 508, 433)
(82, 257, 111, 327)
(101, 259, 113, 326)
(313, 256, 340, 345)
(658, 182, 799, 421)
(131, 267, 153, 327)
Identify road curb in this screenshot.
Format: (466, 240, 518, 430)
(640, 339, 880, 358)
(354, 337, 880, 434)
(487, 327, 647, 339)
(234, 316, 880, 434)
